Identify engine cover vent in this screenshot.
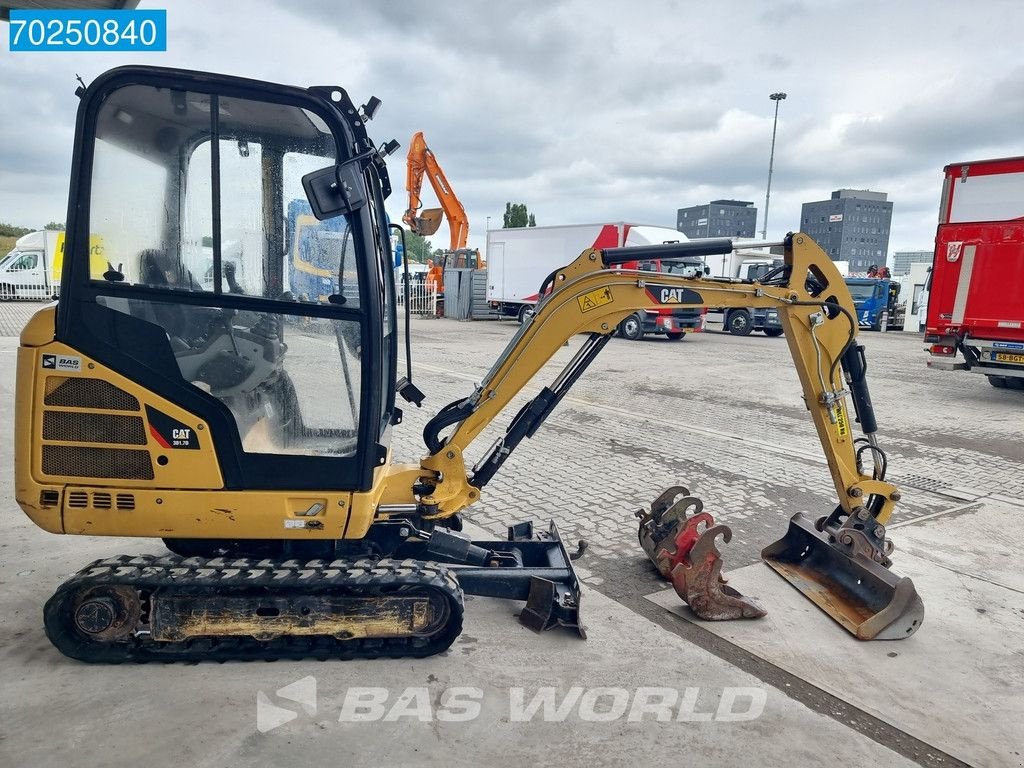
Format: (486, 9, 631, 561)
(42, 445, 154, 480)
(44, 377, 140, 412)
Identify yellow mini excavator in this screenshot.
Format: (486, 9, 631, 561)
(15, 67, 922, 662)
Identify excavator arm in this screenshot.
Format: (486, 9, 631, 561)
(403, 130, 470, 251)
(417, 233, 886, 516)
(400, 232, 923, 640)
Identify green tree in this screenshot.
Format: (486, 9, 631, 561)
(44, 221, 66, 231)
(0, 222, 32, 237)
(503, 202, 537, 228)
(399, 228, 434, 263)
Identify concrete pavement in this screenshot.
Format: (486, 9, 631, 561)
(1, 302, 1020, 767)
(647, 497, 1024, 767)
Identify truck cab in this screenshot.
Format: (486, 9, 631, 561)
(845, 277, 902, 331)
(0, 230, 58, 301)
(615, 257, 707, 340)
(705, 256, 785, 337)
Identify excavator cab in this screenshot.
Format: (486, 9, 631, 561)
(45, 67, 398, 497)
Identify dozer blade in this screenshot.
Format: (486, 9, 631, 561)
(412, 208, 443, 236)
(762, 513, 924, 640)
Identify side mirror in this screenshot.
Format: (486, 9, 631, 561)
(302, 161, 367, 221)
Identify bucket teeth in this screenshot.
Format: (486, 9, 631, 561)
(638, 488, 765, 622)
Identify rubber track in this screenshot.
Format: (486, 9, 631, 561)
(44, 554, 464, 663)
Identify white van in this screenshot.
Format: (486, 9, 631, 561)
(0, 231, 61, 300)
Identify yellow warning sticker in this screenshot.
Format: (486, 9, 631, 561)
(833, 402, 849, 438)
(577, 287, 614, 313)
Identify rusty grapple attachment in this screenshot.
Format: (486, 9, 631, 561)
(762, 510, 924, 640)
(637, 486, 766, 621)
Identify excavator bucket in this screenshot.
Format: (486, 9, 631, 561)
(412, 208, 443, 236)
(762, 513, 924, 640)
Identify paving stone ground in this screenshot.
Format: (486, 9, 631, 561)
(0, 299, 45, 337)
(2, 301, 1020, 767)
(388, 315, 1023, 601)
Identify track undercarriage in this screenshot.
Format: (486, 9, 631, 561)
(46, 520, 585, 663)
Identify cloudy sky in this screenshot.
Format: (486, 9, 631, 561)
(3, 0, 1024, 263)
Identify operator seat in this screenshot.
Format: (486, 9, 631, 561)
(138, 248, 190, 341)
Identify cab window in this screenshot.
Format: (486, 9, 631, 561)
(11, 252, 38, 270)
(87, 84, 367, 458)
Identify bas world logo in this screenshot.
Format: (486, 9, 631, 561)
(40, 353, 82, 372)
(255, 679, 766, 731)
(256, 676, 317, 733)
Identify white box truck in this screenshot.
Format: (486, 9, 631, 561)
(897, 262, 932, 333)
(0, 230, 108, 301)
(0, 230, 63, 300)
(485, 222, 706, 339)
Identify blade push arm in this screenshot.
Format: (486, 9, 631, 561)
(413, 233, 898, 532)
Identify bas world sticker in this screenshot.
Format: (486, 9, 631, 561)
(41, 353, 82, 372)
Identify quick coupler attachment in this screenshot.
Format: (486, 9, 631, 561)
(637, 486, 766, 621)
(762, 512, 924, 640)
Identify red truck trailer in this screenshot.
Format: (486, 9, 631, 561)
(486, 223, 706, 339)
(925, 156, 1024, 388)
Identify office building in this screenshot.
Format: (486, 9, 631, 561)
(800, 189, 893, 272)
(892, 250, 932, 276)
(677, 200, 757, 239)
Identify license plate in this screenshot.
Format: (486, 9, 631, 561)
(994, 352, 1024, 364)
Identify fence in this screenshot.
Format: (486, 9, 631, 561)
(395, 279, 438, 317)
(0, 252, 58, 301)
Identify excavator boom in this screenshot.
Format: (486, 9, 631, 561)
(403, 131, 470, 251)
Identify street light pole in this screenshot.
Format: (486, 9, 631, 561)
(762, 91, 787, 240)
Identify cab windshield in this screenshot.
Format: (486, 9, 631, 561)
(85, 83, 370, 458)
(846, 282, 878, 301)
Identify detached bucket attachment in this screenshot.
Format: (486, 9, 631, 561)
(637, 487, 765, 621)
(762, 512, 924, 640)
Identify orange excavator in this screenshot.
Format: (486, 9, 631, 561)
(403, 131, 483, 294)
